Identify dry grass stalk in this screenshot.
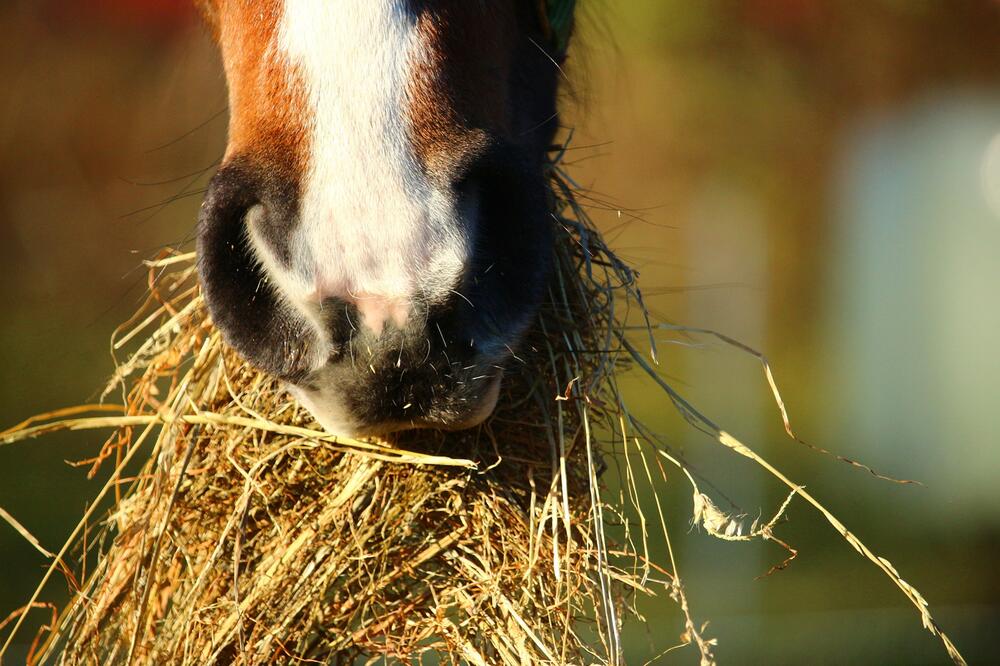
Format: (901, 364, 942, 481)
(0, 154, 966, 665)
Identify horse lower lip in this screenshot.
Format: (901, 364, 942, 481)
(424, 372, 504, 431)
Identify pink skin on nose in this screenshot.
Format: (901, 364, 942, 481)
(351, 292, 411, 334)
(306, 270, 410, 335)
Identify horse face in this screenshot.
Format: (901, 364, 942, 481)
(195, 1, 568, 435)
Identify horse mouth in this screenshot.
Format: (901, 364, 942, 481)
(413, 372, 503, 432)
(288, 365, 506, 438)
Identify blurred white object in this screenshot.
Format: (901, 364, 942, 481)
(828, 92, 1000, 526)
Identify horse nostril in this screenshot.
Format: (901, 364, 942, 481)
(197, 163, 316, 383)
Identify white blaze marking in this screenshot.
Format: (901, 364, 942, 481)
(256, 0, 468, 340)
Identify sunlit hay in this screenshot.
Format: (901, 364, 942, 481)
(0, 148, 967, 666)
(0, 157, 655, 666)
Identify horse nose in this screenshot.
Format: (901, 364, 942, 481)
(197, 155, 540, 436)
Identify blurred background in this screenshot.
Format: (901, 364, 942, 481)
(1, 0, 998, 663)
